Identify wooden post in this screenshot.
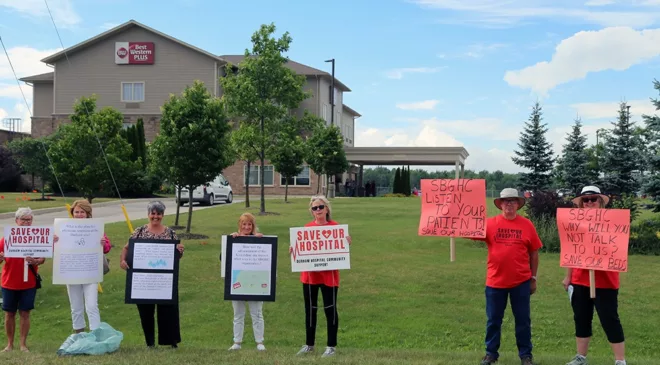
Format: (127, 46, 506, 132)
(589, 270, 596, 298)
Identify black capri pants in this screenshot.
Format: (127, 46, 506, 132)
(571, 284, 625, 343)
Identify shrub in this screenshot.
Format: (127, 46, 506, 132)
(609, 193, 639, 222)
(524, 190, 574, 222)
(534, 216, 561, 253)
(629, 217, 660, 255)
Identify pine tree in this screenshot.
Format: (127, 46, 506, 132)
(643, 80, 660, 211)
(512, 102, 555, 192)
(136, 118, 147, 168)
(602, 102, 641, 195)
(559, 117, 590, 195)
(404, 166, 411, 195)
(393, 167, 401, 194)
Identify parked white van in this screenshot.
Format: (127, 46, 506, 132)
(177, 174, 233, 206)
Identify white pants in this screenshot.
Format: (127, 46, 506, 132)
(232, 300, 264, 343)
(66, 283, 100, 331)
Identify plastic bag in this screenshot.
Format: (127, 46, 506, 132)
(57, 322, 123, 356)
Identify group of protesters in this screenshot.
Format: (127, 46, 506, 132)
(0, 186, 627, 365)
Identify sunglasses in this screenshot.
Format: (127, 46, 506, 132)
(311, 205, 325, 211)
(582, 197, 599, 203)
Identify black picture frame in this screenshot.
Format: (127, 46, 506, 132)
(124, 238, 180, 305)
(223, 235, 278, 302)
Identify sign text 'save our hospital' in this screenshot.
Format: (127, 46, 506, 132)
(3, 226, 54, 258)
(115, 42, 155, 65)
(289, 225, 351, 272)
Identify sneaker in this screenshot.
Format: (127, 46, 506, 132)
(257, 343, 266, 351)
(521, 356, 535, 365)
(615, 361, 626, 365)
(322, 347, 336, 357)
(297, 345, 314, 355)
(228, 343, 241, 351)
(481, 355, 497, 365)
(567, 355, 588, 365)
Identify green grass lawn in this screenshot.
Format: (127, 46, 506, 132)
(0, 197, 659, 365)
(0, 193, 116, 214)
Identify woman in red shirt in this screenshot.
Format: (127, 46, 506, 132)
(291, 195, 351, 358)
(563, 186, 626, 365)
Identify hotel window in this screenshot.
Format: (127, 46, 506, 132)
(244, 165, 274, 186)
(121, 82, 145, 102)
(280, 166, 310, 186)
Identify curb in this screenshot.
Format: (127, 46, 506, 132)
(0, 198, 159, 220)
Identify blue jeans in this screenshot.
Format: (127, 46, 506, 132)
(485, 280, 532, 360)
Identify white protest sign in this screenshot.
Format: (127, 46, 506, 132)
(289, 224, 350, 272)
(52, 218, 104, 285)
(3, 225, 54, 258)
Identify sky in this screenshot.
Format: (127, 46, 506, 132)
(2, 0, 660, 173)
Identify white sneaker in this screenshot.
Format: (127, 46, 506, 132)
(228, 343, 241, 351)
(615, 361, 626, 365)
(257, 343, 266, 351)
(297, 345, 314, 355)
(322, 346, 336, 357)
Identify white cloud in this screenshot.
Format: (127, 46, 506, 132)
(0, 46, 59, 79)
(571, 99, 658, 119)
(353, 119, 523, 172)
(504, 27, 660, 95)
(0, 0, 80, 27)
(395, 100, 440, 110)
(100, 22, 119, 30)
(0, 103, 31, 133)
(0, 107, 7, 121)
(411, 0, 660, 28)
(385, 67, 444, 79)
(0, 83, 33, 103)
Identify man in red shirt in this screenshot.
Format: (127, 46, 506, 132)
(474, 188, 541, 365)
(0, 207, 45, 353)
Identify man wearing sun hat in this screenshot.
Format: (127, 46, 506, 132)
(473, 188, 543, 365)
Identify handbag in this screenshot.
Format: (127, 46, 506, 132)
(103, 255, 110, 275)
(28, 264, 42, 290)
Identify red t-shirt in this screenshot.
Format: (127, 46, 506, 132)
(300, 220, 341, 287)
(0, 237, 40, 290)
(571, 268, 619, 289)
(476, 215, 543, 288)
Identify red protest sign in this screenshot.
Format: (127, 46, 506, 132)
(418, 179, 487, 238)
(557, 208, 630, 272)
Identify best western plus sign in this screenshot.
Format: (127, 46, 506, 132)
(114, 42, 155, 65)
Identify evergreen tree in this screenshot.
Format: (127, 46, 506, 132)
(602, 102, 640, 195)
(404, 166, 411, 195)
(136, 118, 147, 168)
(643, 79, 660, 211)
(393, 168, 401, 194)
(512, 102, 555, 192)
(559, 117, 590, 195)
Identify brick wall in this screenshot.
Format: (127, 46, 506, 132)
(222, 160, 321, 196)
(0, 130, 29, 145)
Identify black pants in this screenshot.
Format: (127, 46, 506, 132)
(571, 284, 625, 343)
(303, 284, 339, 347)
(137, 303, 181, 346)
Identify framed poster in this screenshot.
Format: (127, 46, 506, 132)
(124, 238, 180, 305)
(223, 235, 277, 302)
(52, 218, 105, 285)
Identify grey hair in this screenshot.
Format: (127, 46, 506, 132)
(147, 201, 166, 215)
(15, 207, 33, 220)
(309, 195, 331, 221)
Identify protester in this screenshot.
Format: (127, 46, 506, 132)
(472, 188, 542, 365)
(53, 200, 112, 333)
(0, 207, 44, 352)
(226, 212, 267, 351)
(119, 201, 184, 348)
(290, 195, 351, 357)
(563, 186, 626, 365)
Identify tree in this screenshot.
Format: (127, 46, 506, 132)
(643, 79, 660, 211)
(0, 145, 21, 191)
(136, 118, 147, 167)
(48, 96, 135, 203)
(512, 102, 555, 192)
(601, 102, 641, 195)
(393, 168, 401, 194)
(148, 137, 185, 227)
(7, 137, 55, 199)
(559, 117, 590, 195)
(220, 23, 309, 213)
(230, 121, 259, 208)
(404, 166, 411, 195)
(155, 80, 233, 233)
(305, 124, 348, 197)
(270, 116, 306, 202)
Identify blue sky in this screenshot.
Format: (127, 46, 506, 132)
(2, 0, 660, 173)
